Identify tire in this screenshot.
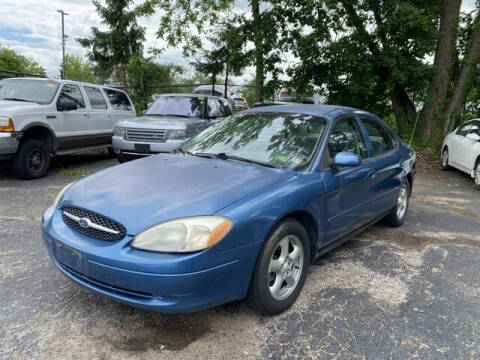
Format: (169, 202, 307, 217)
(12, 139, 51, 179)
(116, 153, 130, 163)
(107, 146, 116, 158)
(441, 147, 450, 170)
(383, 179, 410, 227)
(474, 159, 480, 191)
(246, 218, 310, 315)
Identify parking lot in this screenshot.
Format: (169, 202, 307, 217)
(0, 151, 479, 360)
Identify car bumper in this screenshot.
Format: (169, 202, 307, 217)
(42, 207, 260, 313)
(112, 136, 188, 156)
(0, 132, 21, 155)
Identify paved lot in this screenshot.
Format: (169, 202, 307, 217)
(1, 151, 479, 360)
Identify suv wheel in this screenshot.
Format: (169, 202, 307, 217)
(474, 159, 480, 191)
(12, 139, 51, 179)
(383, 179, 410, 227)
(246, 218, 310, 315)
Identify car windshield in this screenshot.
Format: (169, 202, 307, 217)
(146, 96, 204, 117)
(182, 112, 327, 170)
(0, 79, 59, 105)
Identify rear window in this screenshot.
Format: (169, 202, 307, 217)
(104, 89, 133, 111)
(360, 117, 396, 156)
(85, 87, 107, 109)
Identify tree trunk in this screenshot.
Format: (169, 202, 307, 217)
(390, 82, 417, 134)
(444, 18, 480, 134)
(251, 0, 264, 103)
(224, 63, 229, 99)
(422, 0, 462, 139)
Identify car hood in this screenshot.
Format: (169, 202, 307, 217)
(60, 154, 293, 235)
(116, 115, 204, 129)
(0, 100, 42, 116)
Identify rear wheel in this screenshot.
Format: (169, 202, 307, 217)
(441, 147, 450, 170)
(246, 218, 310, 315)
(474, 159, 480, 190)
(383, 179, 410, 227)
(12, 139, 51, 179)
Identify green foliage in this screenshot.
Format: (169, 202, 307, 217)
(125, 56, 182, 114)
(77, 0, 146, 81)
(62, 55, 98, 83)
(0, 45, 46, 76)
(239, 77, 256, 106)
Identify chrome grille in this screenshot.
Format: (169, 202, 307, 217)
(126, 128, 166, 142)
(62, 206, 126, 241)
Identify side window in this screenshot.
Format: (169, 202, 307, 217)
(207, 98, 219, 117)
(216, 100, 226, 117)
(328, 116, 368, 159)
(85, 87, 107, 109)
(57, 84, 85, 109)
(104, 89, 133, 111)
(457, 122, 471, 136)
(222, 99, 232, 116)
(361, 117, 395, 156)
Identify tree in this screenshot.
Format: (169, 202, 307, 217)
(0, 45, 46, 76)
(192, 49, 225, 95)
(126, 56, 181, 114)
(62, 55, 98, 83)
(77, 0, 145, 83)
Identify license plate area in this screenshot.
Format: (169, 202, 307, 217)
(55, 241, 85, 274)
(134, 143, 151, 153)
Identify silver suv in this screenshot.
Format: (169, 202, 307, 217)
(112, 94, 232, 162)
(0, 77, 135, 179)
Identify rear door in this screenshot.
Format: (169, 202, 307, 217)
(358, 115, 404, 214)
(323, 115, 378, 243)
(83, 86, 111, 145)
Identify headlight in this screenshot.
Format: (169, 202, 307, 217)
(166, 129, 187, 139)
(0, 117, 14, 132)
(131, 216, 232, 253)
(53, 182, 74, 209)
(114, 127, 126, 137)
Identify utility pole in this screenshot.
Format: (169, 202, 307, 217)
(57, 9, 69, 79)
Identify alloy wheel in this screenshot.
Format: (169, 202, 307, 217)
(442, 149, 449, 168)
(396, 184, 408, 220)
(475, 163, 480, 186)
(268, 235, 304, 301)
(28, 148, 45, 173)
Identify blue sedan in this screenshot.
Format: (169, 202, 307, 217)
(42, 104, 416, 315)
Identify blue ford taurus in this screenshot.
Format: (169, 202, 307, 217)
(42, 104, 416, 315)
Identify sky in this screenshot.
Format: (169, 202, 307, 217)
(0, 0, 478, 83)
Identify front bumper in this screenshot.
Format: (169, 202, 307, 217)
(112, 135, 188, 156)
(42, 207, 260, 313)
(0, 132, 21, 155)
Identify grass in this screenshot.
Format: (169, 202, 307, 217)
(58, 168, 92, 177)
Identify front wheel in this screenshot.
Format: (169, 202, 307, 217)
(383, 179, 410, 227)
(441, 148, 450, 170)
(12, 139, 51, 179)
(246, 218, 310, 315)
(474, 160, 480, 191)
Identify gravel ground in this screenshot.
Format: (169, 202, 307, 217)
(0, 151, 479, 360)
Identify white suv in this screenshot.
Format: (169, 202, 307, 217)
(0, 77, 135, 179)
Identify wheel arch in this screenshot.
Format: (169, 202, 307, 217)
(20, 123, 56, 153)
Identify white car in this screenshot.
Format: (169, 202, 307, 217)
(0, 77, 135, 179)
(441, 119, 480, 189)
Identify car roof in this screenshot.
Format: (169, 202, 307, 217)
(5, 77, 127, 93)
(156, 93, 225, 100)
(247, 104, 372, 120)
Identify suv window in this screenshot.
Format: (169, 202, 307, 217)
(58, 84, 85, 109)
(104, 89, 133, 111)
(360, 117, 395, 156)
(207, 98, 220, 117)
(85, 87, 107, 109)
(221, 99, 232, 116)
(328, 116, 368, 159)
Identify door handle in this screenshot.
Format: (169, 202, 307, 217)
(367, 170, 377, 179)
(83, 114, 90, 118)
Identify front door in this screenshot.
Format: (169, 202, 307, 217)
(323, 115, 377, 243)
(457, 120, 480, 171)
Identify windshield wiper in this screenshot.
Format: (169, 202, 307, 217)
(3, 97, 34, 103)
(215, 152, 278, 169)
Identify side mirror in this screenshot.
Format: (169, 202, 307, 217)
(57, 98, 78, 112)
(466, 133, 480, 142)
(332, 152, 362, 167)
